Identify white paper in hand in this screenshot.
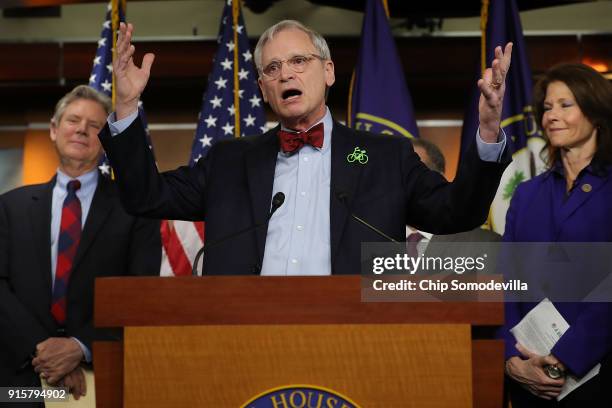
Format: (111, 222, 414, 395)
(510, 298, 600, 400)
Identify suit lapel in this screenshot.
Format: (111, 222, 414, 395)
(245, 128, 280, 266)
(558, 172, 609, 228)
(29, 179, 55, 296)
(330, 122, 366, 267)
(72, 174, 114, 271)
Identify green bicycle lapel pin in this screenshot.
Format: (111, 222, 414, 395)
(347, 147, 368, 165)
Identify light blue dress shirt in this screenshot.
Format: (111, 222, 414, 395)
(51, 167, 99, 362)
(260, 109, 334, 275)
(108, 108, 505, 276)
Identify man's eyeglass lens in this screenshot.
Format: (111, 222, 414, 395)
(263, 54, 322, 79)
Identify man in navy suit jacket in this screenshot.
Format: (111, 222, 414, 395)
(0, 86, 161, 402)
(100, 20, 513, 276)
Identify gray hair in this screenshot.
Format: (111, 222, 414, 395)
(52, 85, 112, 125)
(411, 138, 446, 174)
(254, 20, 331, 74)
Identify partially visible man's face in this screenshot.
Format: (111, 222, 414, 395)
(413, 145, 431, 169)
(258, 28, 335, 130)
(50, 98, 106, 168)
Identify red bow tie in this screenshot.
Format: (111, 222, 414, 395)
(278, 123, 324, 154)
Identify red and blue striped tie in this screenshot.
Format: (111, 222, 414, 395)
(51, 179, 82, 325)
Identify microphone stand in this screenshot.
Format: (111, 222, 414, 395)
(191, 192, 285, 276)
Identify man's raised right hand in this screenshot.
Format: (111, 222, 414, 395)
(114, 22, 155, 120)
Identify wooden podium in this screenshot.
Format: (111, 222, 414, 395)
(93, 276, 504, 407)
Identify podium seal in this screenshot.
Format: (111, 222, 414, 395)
(241, 384, 360, 408)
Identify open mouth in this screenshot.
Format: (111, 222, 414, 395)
(282, 89, 302, 100)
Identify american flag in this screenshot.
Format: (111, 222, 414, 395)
(89, 1, 154, 177)
(160, 0, 266, 276)
(91, 2, 183, 276)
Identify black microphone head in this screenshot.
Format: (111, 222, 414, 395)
(269, 192, 285, 216)
(272, 192, 285, 207)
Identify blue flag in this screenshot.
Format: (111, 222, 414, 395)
(348, 0, 419, 139)
(460, 0, 546, 234)
(190, 0, 266, 165)
(89, 1, 154, 177)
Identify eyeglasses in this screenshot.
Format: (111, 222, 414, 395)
(261, 54, 324, 80)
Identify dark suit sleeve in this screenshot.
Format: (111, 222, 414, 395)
(127, 217, 162, 276)
(99, 116, 209, 221)
(0, 196, 50, 372)
(403, 136, 511, 234)
(70, 214, 162, 351)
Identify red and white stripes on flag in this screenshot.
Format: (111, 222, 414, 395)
(160, 220, 205, 276)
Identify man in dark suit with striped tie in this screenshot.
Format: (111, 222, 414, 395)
(0, 85, 161, 403)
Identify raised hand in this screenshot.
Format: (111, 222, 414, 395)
(114, 22, 155, 120)
(478, 42, 513, 142)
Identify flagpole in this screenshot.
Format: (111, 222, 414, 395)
(381, 0, 390, 19)
(480, 0, 492, 230)
(111, 0, 119, 110)
(109, 0, 124, 181)
(346, 71, 355, 127)
(232, 0, 241, 138)
(480, 0, 489, 75)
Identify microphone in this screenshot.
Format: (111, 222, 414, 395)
(270, 191, 285, 214)
(191, 192, 285, 276)
(334, 190, 398, 243)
